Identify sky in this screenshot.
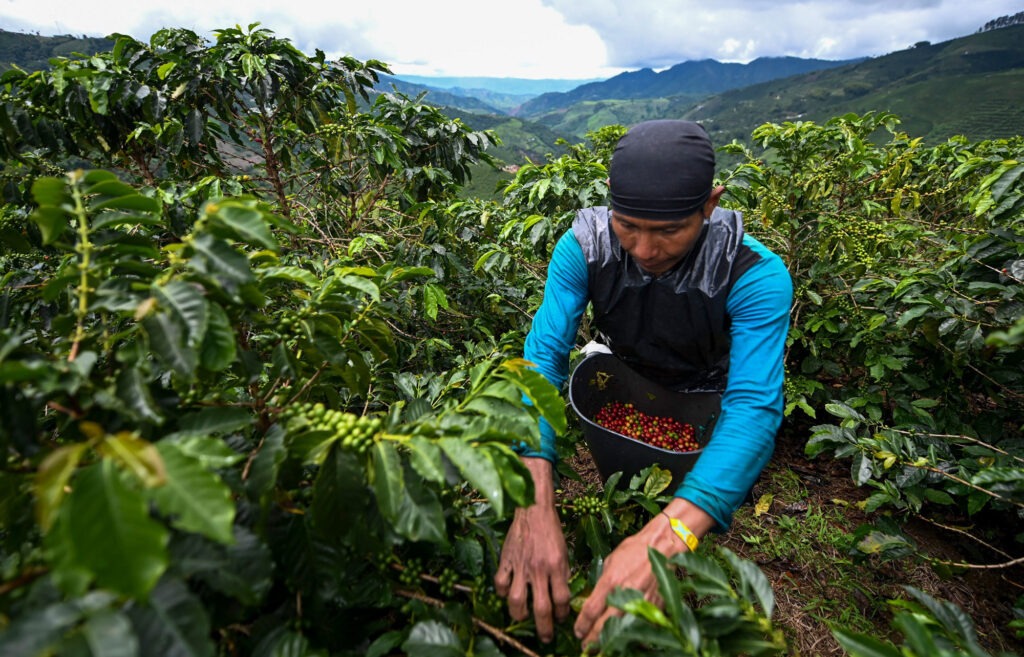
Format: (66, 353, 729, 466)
(2, 0, 1022, 80)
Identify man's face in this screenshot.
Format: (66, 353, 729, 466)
(611, 210, 705, 276)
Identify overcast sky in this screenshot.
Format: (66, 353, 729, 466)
(2, 0, 1022, 79)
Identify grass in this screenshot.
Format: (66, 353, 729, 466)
(712, 465, 900, 653)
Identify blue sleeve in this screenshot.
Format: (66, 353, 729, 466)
(674, 235, 793, 529)
(518, 230, 590, 462)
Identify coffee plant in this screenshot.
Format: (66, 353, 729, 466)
(0, 24, 1019, 656)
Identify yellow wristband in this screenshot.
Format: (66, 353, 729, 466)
(663, 513, 699, 551)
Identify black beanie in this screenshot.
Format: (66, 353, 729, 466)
(609, 120, 716, 220)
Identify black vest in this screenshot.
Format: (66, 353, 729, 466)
(572, 206, 760, 390)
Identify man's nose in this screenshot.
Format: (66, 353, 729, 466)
(633, 232, 657, 260)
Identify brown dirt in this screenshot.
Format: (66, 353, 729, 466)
(560, 428, 1024, 656)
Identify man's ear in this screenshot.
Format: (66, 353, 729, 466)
(704, 185, 726, 216)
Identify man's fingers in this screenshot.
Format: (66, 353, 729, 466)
(505, 571, 530, 622)
(573, 585, 606, 641)
(493, 561, 511, 596)
(551, 572, 572, 621)
(532, 587, 555, 643)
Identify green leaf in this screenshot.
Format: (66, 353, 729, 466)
(0, 598, 83, 657)
(31, 206, 69, 245)
(126, 576, 215, 657)
(207, 201, 277, 250)
(67, 461, 169, 598)
(83, 610, 139, 657)
(722, 547, 775, 618)
(501, 358, 567, 435)
(438, 437, 505, 516)
(832, 627, 901, 657)
(252, 627, 327, 657)
(171, 527, 272, 607)
(31, 176, 73, 206)
(98, 431, 166, 488)
(642, 465, 673, 497)
(647, 548, 684, 627)
(35, 443, 88, 532)
(150, 442, 235, 544)
(337, 274, 381, 302)
(260, 266, 319, 288)
(408, 436, 446, 484)
(154, 281, 208, 347)
(190, 233, 253, 285)
(394, 463, 447, 544)
(116, 367, 164, 424)
(852, 453, 874, 486)
(401, 620, 463, 657)
(312, 444, 375, 548)
(199, 302, 236, 371)
(143, 313, 197, 379)
(177, 406, 254, 436)
(371, 440, 404, 522)
(246, 425, 287, 502)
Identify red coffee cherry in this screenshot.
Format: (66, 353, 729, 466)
(594, 402, 700, 452)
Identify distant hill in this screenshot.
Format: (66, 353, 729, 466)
(516, 56, 862, 117)
(0, 30, 113, 72)
(392, 75, 600, 96)
(683, 23, 1024, 146)
(376, 75, 506, 114)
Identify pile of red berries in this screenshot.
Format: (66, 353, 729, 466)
(593, 401, 700, 452)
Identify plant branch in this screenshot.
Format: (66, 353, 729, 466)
(394, 588, 541, 657)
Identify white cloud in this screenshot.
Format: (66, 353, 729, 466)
(1, 0, 1021, 77)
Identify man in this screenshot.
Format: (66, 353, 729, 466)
(493, 120, 793, 648)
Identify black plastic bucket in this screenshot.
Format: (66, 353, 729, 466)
(568, 353, 721, 491)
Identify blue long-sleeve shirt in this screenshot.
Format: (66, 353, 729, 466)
(520, 228, 792, 529)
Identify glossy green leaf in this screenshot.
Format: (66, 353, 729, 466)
(371, 440, 404, 523)
(246, 425, 286, 502)
(500, 358, 567, 435)
(312, 443, 373, 547)
(647, 548, 684, 628)
(98, 432, 166, 488)
(190, 233, 253, 285)
(393, 463, 446, 544)
(171, 527, 272, 607)
(177, 406, 253, 436)
(144, 313, 196, 379)
(154, 281, 208, 347)
(35, 443, 88, 532)
(115, 367, 164, 424)
(199, 302, 236, 371)
(150, 442, 235, 544)
(32, 206, 70, 245)
(126, 576, 215, 657)
(83, 609, 139, 657)
(207, 201, 277, 250)
(407, 436, 446, 484)
(401, 620, 462, 657)
(832, 627, 901, 657)
(67, 461, 169, 598)
(438, 437, 504, 516)
(260, 266, 319, 288)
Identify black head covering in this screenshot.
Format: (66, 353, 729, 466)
(609, 120, 716, 221)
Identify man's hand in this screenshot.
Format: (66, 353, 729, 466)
(494, 457, 571, 643)
(574, 498, 714, 650)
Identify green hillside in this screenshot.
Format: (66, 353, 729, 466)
(0, 30, 113, 72)
(684, 24, 1024, 145)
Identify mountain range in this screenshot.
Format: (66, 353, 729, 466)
(2, 15, 1022, 193)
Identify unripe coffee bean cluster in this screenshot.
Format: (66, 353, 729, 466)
(282, 402, 382, 454)
(573, 494, 607, 516)
(594, 401, 700, 452)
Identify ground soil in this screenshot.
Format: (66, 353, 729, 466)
(560, 426, 1024, 656)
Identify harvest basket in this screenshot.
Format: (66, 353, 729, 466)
(568, 353, 721, 491)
